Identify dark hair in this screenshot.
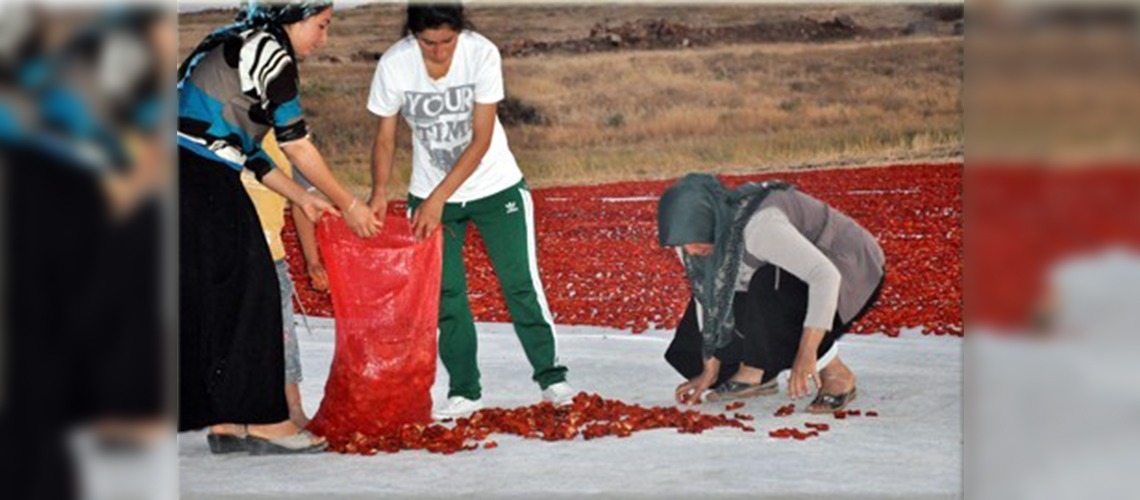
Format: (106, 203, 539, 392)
(402, 3, 472, 37)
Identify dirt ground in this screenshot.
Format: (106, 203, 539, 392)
(179, 3, 963, 193)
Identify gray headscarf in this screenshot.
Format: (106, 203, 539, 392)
(657, 174, 791, 360)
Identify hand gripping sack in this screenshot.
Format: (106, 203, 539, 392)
(308, 216, 441, 439)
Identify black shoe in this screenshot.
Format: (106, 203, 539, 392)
(206, 433, 249, 454)
(246, 430, 327, 455)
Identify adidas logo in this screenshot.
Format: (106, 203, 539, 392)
(505, 201, 519, 214)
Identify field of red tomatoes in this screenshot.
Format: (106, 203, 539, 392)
(285, 163, 964, 337)
(967, 165, 1140, 329)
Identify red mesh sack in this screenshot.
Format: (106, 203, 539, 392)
(308, 216, 441, 439)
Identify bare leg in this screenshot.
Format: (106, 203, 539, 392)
(207, 423, 245, 436)
(285, 383, 310, 429)
(808, 356, 857, 412)
(94, 418, 168, 445)
(728, 364, 765, 385)
(247, 420, 324, 444)
(210, 420, 323, 445)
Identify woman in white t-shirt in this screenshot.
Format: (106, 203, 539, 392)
(366, 3, 572, 419)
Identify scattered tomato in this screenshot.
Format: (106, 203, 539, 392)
(775, 404, 796, 417)
(314, 393, 755, 455)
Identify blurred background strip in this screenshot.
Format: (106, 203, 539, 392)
(1, 2, 176, 500)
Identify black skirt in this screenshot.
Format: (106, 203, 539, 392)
(666, 264, 884, 386)
(2, 143, 110, 500)
(69, 196, 166, 420)
(178, 146, 286, 431)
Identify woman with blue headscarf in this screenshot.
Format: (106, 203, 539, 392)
(177, 1, 375, 454)
(657, 174, 885, 414)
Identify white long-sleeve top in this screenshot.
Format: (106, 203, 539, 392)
(738, 207, 842, 330)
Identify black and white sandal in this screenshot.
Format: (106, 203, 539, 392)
(807, 386, 857, 414)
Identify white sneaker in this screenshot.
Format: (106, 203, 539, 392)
(432, 396, 483, 420)
(541, 382, 576, 407)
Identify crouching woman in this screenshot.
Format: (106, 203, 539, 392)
(657, 174, 885, 413)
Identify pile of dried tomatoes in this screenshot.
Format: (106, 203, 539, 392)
(320, 392, 756, 455)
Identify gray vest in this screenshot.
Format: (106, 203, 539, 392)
(751, 189, 886, 323)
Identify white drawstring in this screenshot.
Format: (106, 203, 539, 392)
(292, 284, 316, 337)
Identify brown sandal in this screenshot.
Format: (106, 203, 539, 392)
(807, 386, 857, 414)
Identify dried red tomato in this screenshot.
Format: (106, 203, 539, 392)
(768, 426, 820, 441)
(774, 404, 796, 417)
(285, 164, 964, 338)
(317, 393, 755, 455)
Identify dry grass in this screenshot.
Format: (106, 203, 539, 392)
(179, 3, 963, 194)
(499, 37, 961, 186)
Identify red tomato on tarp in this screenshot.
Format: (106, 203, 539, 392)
(287, 164, 970, 337)
(307, 216, 442, 441)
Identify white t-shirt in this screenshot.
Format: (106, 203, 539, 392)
(367, 30, 523, 203)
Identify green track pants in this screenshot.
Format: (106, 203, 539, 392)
(410, 180, 567, 400)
